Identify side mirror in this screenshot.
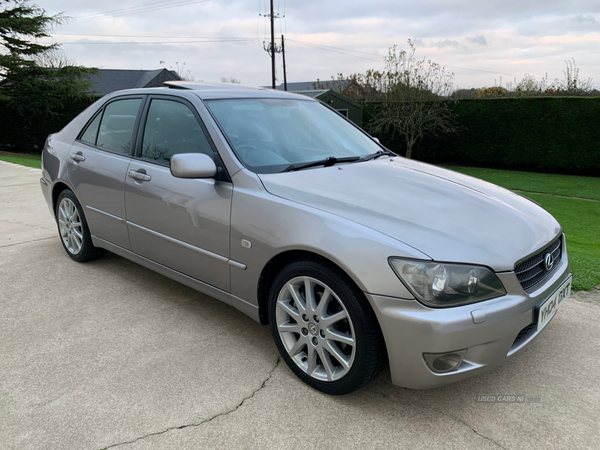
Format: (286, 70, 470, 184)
(170, 153, 217, 179)
(372, 137, 381, 144)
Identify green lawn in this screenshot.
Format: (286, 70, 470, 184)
(445, 166, 600, 201)
(0, 153, 41, 169)
(448, 166, 600, 291)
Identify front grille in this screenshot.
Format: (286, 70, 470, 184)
(514, 237, 562, 292)
(513, 322, 536, 346)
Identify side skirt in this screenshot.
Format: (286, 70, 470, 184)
(92, 236, 261, 323)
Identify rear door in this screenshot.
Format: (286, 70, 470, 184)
(124, 95, 233, 292)
(67, 96, 145, 249)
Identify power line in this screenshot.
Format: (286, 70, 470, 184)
(54, 33, 254, 39)
(72, 0, 209, 23)
(288, 39, 383, 58)
(441, 64, 518, 77)
(74, 0, 206, 22)
(288, 39, 520, 76)
(74, 0, 182, 20)
(287, 39, 381, 62)
(57, 39, 253, 45)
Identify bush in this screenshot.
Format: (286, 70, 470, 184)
(0, 97, 97, 153)
(477, 87, 509, 98)
(367, 97, 600, 174)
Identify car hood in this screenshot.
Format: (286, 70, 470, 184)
(258, 157, 562, 271)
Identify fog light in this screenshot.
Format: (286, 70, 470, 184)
(423, 349, 467, 374)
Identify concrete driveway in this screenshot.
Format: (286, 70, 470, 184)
(1, 160, 599, 450)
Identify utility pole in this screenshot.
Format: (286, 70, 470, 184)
(281, 34, 287, 91)
(262, 1, 281, 89)
(269, 0, 275, 89)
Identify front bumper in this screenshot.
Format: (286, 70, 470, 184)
(367, 240, 571, 389)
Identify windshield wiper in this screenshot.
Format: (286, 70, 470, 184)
(357, 149, 397, 162)
(283, 156, 361, 172)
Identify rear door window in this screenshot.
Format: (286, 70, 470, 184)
(96, 99, 142, 155)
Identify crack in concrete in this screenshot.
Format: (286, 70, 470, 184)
(0, 236, 56, 248)
(367, 389, 508, 450)
(98, 357, 281, 450)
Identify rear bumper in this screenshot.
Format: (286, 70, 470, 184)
(367, 242, 571, 389)
(40, 176, 54, 216)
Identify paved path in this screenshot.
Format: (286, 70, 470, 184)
(1, 161, 599, 450)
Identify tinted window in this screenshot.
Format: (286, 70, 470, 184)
(141, 99, 214, 164)
(96, 99, 142, 155)
(80, 112, 102, 145)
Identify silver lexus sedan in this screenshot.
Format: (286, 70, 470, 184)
(40, 82, 572, 394)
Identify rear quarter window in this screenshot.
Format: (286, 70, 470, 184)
(80, 112, 102, 146)
(95, 99, 142, 155)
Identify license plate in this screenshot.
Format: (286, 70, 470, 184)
(537, 277, 571, 332)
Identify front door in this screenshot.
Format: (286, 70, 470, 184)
(124, 96, 232, 292)
(67, 96, 144, 249)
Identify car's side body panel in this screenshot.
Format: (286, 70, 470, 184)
(124, 160, 233, 292)
(67, 143, 133, 249)
(91, 235, 234, 308)
(228, 169, 424, 307)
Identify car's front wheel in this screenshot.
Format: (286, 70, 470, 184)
(56, 190, 106, 262)
(268, 259, 386, 395)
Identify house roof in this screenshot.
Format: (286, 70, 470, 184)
(88, 68, 181, 95)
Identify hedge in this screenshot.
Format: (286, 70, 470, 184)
(0, 97, 98, 153)
(2, 96, 599, 175)
(366, 97, 600, 174)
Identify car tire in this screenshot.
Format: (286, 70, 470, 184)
(55, 190, 106, 262)
(268, 258, 386, 395)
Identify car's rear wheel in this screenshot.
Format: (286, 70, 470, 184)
(56, 190, 106, 262)
(268, 259, 386, 395)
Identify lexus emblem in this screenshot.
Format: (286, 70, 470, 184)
(544, 252, 554, 271)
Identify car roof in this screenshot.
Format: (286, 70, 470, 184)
(162, 81, 313, 101)
(100, 82, 319, 104)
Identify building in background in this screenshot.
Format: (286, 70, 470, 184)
(292, 89, 363, 127)
(89, 69, 181, 96)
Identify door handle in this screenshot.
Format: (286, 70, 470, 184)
(128, 170, 152, 182)
(69, 152, 86, 162)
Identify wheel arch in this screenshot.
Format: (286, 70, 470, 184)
(257, 249, 366, 326)
(51, 181, 73, 216)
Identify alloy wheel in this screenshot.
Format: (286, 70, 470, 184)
(57, 197, 83, 255)
(275, 276, 356, 382)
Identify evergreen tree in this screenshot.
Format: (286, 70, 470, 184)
(0, 0, 96, 114)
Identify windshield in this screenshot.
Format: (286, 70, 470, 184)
(205, 98, 381, 174)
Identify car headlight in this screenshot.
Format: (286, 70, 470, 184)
(389, 258, 506, 308)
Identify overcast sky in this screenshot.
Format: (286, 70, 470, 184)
(40, 0, 600, 90)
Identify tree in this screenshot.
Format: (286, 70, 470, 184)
(368, 40, 456, 159)
(313, 71, 384, 100)
(477, 86, 509, 98)
(220, 77, 241, 84)
(450, 88, 478, 99)
(160, 61, 195, 81)
(560, 58, 593, 95)
(0, 0, 96, 114)
(33, 47, 75, 68)
(515, 74, 542, 97)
